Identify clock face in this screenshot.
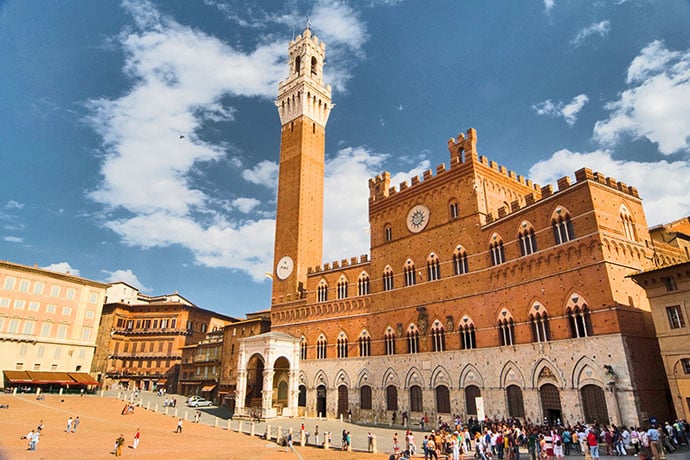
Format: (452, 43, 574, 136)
(276, 256, 294, 280)
(406, 204, 430, 233)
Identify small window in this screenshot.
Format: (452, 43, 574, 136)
(667, 305, 686, 329)
(317, 280, 328, 302)
(50, 285, 60, 298)
(385, 226, 392, 242)
(663, 277, 677, 292)
(450, 202, 459, 219)
(679, 358, 690, 374)
(66, 288, 76, 300)
(3, 277, 16, 290)
(18, 280, 30, 292)
(490, 240, 506, 266)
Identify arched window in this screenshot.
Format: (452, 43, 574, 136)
(337, 277, 348, 299)
(436, 385, 451, 414)
(311, 56, 318, 76)
(383, 266, 394, 291)
(404, 260, 416, 286)
(358, 331, 371, 357)
(300, 336, 308, 360)
(498, 309, 515, 346)
(552, 207, 575, 244)
(459, 315, 476, 350)
(360, 385, 372, 410)
(384, 225, 392, 242)
(620, 205, 638, 241)
(529, 303, 550, 343)
(337, 332, 348, 358)
(568, 305, 592, 338)
(317, 334, 327, 359)
(519, 222, 538, 256)
(453, 246, 469, 275)
(430, 320, 445, 352)
(357, 272, 370, 296)
(449, 202, 459, 219)
(295, 56, 301, 76)
(427, 253, 441, 281)
(406, 325, 420, 354)
(409, 385, 423, 412)
(384, 327, 396, 355)
(490, 234, 506, 266)
(317, 280, 328, 303)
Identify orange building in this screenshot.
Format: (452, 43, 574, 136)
(242, 27, 690, 426)
(0, 261, 106, 390)
(92, 282, 236, 392)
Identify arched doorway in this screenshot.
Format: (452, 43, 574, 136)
(506, 385, 525, 418)
(337, 385, 349, 418)
(436, 385, 450, 414)
(386, 385, 399, 411)
(581, 384, 609, 424)
(298, 385, 307, 408)
(465, 385, 481, 416)
(272, 357, 290, 414)
(245, 354, 264, 410)
(540, 383, 562, 425)
(316, 384, 327, 417)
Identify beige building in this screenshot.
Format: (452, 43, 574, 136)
(0, 261, 107, 389)
(631, 260, 690, 421)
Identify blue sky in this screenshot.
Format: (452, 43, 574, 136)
(1, 0, 689, 317)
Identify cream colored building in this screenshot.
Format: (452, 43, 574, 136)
(0, 261, 107, 389)
(631, 260, 690, 421)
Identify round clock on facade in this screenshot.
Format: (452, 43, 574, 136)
(406, 204, 430, 233)
(276, 255, 294, 280)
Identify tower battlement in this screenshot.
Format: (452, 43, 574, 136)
(308, 254, 370, 275)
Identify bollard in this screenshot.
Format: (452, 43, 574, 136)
(339, 414, 343, 423)
(300, 429, 306, 447)
(12, 388, 17, 396)
(100, 389, 105, 398)
(277, 426, 282, 445)
(214, 418, 218, 428)
(238, 420, 243, 434)
(323, 433, 330, 450)
(174, 408, 178, 418)
(266, 425, 271, 441)
(371, 436, 377, 453)
(146, 401, 150, 411)
(250, 421, 255, 437)
(227, 419, 232, 431)
(154, 404, 158, 413)
(59, 388, 63, 395)
(164, 406, 169, 416)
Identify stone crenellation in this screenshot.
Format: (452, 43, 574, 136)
(308, 254, 369, 275)
(369, 128, 642, 224)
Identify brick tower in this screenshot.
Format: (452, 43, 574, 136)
(272, 27, 333, 303)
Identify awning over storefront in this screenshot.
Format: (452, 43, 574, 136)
(201, 385, 216, 392)
(69, 373, 99, 385)
(157, 379, 167, 384)
(3, 371, 99, 386)
(3, 370, 33, 384)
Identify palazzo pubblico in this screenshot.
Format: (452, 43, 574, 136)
(232, 27, 688, 428)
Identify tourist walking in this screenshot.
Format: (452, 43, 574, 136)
(66, 416, 73, 433)
(72, 416, 80, 433)
(115, 433, 125, 456)
(133, 428, 140, 449)
(175, 418, 183, 433)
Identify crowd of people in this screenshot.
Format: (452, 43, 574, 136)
(388, 415, 689, 460)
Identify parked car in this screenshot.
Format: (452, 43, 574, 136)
(186, 395, 203, 403)
(186, 398, 213, 407)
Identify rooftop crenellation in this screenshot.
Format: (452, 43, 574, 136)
(308, 254, 370, 275)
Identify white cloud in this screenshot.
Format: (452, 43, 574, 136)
(529, 149, 690, 226)
(102, 268, 151, 292)
(85, 1, 364, 283)
(544, 0, 555, 13)
(594, 41, 690, 155)
(3, 236, 23, 243)
(42, 262, 81, 277)
(532, 94, 589, 126)
(242, 160, 279, 189)
(322, 146, 430, 264)
(232, 197, 261, 213)
(571, 20, 610, 46)
(5, 201, 24, 210)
